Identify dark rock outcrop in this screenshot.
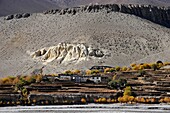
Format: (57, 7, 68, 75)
(5, 13, 31, 20)
(118, 4, 170, 28)
(5, 15, 14, 20)
(14, 14, 22, 19)
(22, 13, 31, 18)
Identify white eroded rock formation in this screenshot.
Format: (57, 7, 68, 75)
(31, 43, 104, 64)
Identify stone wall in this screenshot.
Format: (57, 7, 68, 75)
(28, 93, 120, 105)
(0, 94, 21, 102)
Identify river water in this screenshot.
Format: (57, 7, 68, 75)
(0, 104, 170, 113)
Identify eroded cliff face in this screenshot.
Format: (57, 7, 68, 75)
(31, 43, 104, 64)
(119, 4, 170, 28)
(43, 4, 170, 28)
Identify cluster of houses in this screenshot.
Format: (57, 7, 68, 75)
(42, 73, 109, 84)
(42, 66, 112, 84)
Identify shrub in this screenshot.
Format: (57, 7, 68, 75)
(118, 95, 134, 103)
(13, 77, 20, 84)
(150, 98, 156, 103)
(108, 80, 118, 89)
(111, 99, 117, 103)
(107, 98, 112, 103)
(104, 68, 115, 73)
(164, 97, 170, 103)
(118, 97, 123, 103)
(0, 76, 14, 84)
(112, 74, 117, 80)
(86, 70, 92, 75)
(91, 70, 100, 74)
(33, 99, 36, 103)
(22, 88, 28, 96)
(132, 65, 139, 70)
(126, 68, 131, 71)
(81, 98, 86, 103)
(128, 96, 135, 102)
(139, 65, 144, 70)
(157, 63, 163, 69)
(151, 63, 158, 71)
(130, 63, 136, 67)
(108, 79, 127, 90)
(65, 70, 72, 74)
(143, 63, 151, 69)
(8, 76, 16, 80)
(101, 98, 107, 103)
(123, 86, 132, 96)
(16, 78, 28, 88)
(140, 98, 146, 103)
(35, 75, 43, 83)
(115, 66, 121, 71)
(0, 78, 8, 84)
(104, 68, 109, 73)
(119, 79, 127, 88)
(121, 66, 128, 71)
(25, 75, 36, 84)
(138, 70, 146, 76)
(164, 62, 170, 66)
(159, 98, 164, 103)
(73, 70, 81, 74)
(156, 60, 163, 64)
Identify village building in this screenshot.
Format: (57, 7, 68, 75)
(57, 74, 104, 84)
(58, 74, 72, 81)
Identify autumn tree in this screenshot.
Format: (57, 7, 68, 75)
(121, 66, 128, 71)
(130, 63, 136, 68)
(81, 98, 86, 103)
(13, 77, 20, 85)
(156, 61, 164, 69)
(91, 70, 100, 74)
(104, 68, 115, 73)
(143, 63, 151, 69)
(64, 70, 73, 74)
(151, 63, 158, 71)
(35, 75, 43, 83)
(0, 76, 15, 85)
(115, 66, 121, 71)
(123, 86, 132, 96)
(73, 70, 81, 74)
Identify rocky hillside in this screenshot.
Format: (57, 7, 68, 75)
(31, 43, 104, 64)
(42, 4, 170, 28)
(0, 4, 170, 77)
(1, 0, 170, 16)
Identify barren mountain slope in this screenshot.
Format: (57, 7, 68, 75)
(0, 0, 59, 17)
(0, 0, 170, 16)
(0, 11, 170, 77)
(52, 0, 170, 6)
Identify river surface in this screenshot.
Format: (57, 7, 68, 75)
(0, 104, 170, 113)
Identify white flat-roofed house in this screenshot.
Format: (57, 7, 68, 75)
(88, 75, 101, 83)
(58, 74, 72, 81)
(81, 75, 102, 83)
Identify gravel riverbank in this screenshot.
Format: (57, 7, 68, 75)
(1, 104, 170, 113)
